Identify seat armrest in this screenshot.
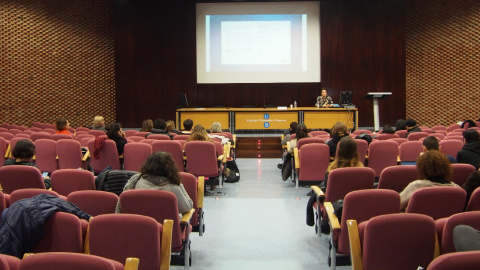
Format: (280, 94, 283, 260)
(161, 219, 173, 270)
(347, 219, 363, 270)
(82, 150, 90, 161)
(217, 154, 225, 162)
(294, 147, 299, 169)
(310, 185, 325, 197)
(125, 258, 140, 270)
(324, 202, 340, 230)
(232, 135, 236, 149)
(197, 176, 204, 208)
(181, 208, 195, 225)
(6, 144, 11, 158)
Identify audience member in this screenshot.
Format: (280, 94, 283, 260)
(307, 136, 363, 226)
(140, 119, 153, 132)
(422, 136, 456, 163)
(321, 136, 363, 191)
(3, 139, 51, 189)
(395, 119, 407, 131)
(146, 119, 173, 139)
(461, 119, 477, 129)
(404, 118, 422, 138)
(281, 122, 298, 146)
(457, 129, 480, 170)
(326, 122, 349, 157)
(186, 124, 213, 143)
(55, 118, 71, 135)
(381, 124, 395, 134)
(181, 119, 194, 134)
(287, 123, 309, 154)
(399, 151, 459, 211)
(461, 169, 480, 208)
(106, 123, 127, 156)
(91, 116, 106, 132)
(116, 151, 193, 214)
(208, 122, 229, 145)
(166, 120, 181, 135)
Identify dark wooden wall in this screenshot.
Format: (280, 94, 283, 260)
(115, 0, 405, 128)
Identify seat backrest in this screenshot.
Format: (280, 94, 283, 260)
(43, 128, 56, 135)
(325, 167, 375, 203)
(441, 211, 480, 254)
(34, 139, 58, 173)
(376, 133, 399, 140)
(213, 141, 223, 157)
(337, 189, 400, 254)
(87, 139, 121, 173)
(432, 125, 447, 131)
(0, 254, 19, 270)
(0, 165, 45, 194)
(443, 135, 463, 142)
(430, 133, 445, 141)
(354, 139, 368, 164)
(0, 132, 14, 141)
(88, 213, 161, 270)
(173, 135, 190, 141)
(52, 134, 74, 141)
(406, 187, 467, 220)
(51, 169, 95, 196)
(447, 124, 461, 132)
(75, 127, 91, 133)
(75, 134, 95, 144)
(134, 131, 149, 138)
(67, 190, 119, 216)
(309, 130, 329, 137)
(151, 140, 185, 172)
(184, 141, 218, 178)
(56, 139, 83, 169)
(180, 172, 199, 226)
(395, 130, 407, 138)
(147, 134, 170, 140)
(388, 137, 408, 146)
(377, 165, 418, 193)
(428, 251, 480, 270)
(448, 163, 475, 186)
(407, 131, 429, 141)
(10, 188, 59, 204)
(14, 134, 30, 139)
(126, 136, 144, 142)
(439, 140, 463, 158)
(124, 130, 138, 137)
(7, 129, 22, 136)
(399, 141, 423, 161)
(88, 130, 106, 137)
(123, 143, 152, 172)
(30, 132, 52, 142)
(362, 213, 436, 270)
(29, 212, 84, 254)
(119, 190, 182, 251)
(139, 139, 155, 145)
(298, 144, 330, 181)
(0, 137, 6, 167)
(296, 138, 325, 149)
(367, 140, 399, 177)
(19, 252, 123, 270)
(353, 129, 372, 135)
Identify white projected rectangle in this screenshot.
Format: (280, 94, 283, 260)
(220, 20, 291, 66)
(197, 1, 320, 84)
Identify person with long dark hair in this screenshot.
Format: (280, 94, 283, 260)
(116, 151, 193, 213)
(326, 122, 349, 157)
(105, 123, 127, 156)
(287, 123, 309, 154)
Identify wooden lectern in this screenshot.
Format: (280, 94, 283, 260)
(365, 92, 392, 131)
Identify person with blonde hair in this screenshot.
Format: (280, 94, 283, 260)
(165, 120, 181, 135)
(140, 119, 153, 132)
(186, 124, 213, 143)
(92, 116, 106, 132)
(326, 122, 349, 157)
(399, 150, 460, 211)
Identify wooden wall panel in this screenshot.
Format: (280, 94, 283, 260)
(115, 0, 406, 129)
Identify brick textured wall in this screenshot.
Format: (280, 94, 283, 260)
(0, 0, 115, 128)
(406, 0, 480, 127)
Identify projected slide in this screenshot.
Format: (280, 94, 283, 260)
(197, 2, 320, 83)
(206, 15, 304, 72)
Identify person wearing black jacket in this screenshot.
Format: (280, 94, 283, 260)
(457, 129, 480, 170)
(404, 118, 422, 138)
(106, 123, 128, 156)
(146, 119, 173, 139)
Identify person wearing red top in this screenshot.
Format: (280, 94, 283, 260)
(55, 118, 71, 135)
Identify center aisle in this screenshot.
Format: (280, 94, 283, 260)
(172, 158, 352, 270)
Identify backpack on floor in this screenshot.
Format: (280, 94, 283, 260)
(223, 158, 240, 183)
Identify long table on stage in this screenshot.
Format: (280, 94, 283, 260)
(176, 107, 358, 133)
